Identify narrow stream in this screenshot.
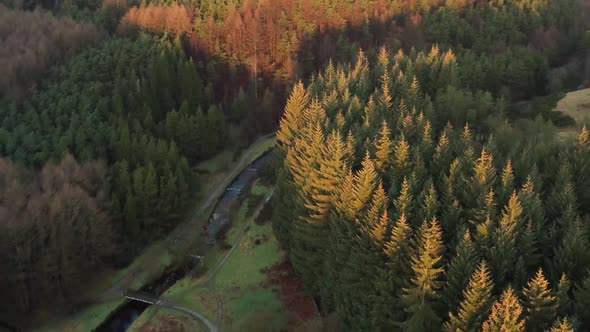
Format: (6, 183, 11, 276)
(95, 151, 273, 331)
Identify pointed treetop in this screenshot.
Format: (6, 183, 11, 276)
(499, 191, 523, 232)
(556, 273, 572, 317)
(351, 153, 378, 213)
(549, 317, 575, 332)
(501, 160, 513, 183)
(436, 131, 450, 156)
(375, 121, 393, 172)
(463, 123, 472, 141)
(378, 46, 390, 68)
(444, 260, 494, 332)
(523, 267, 557, 331)
(410, 76, 420, 91)
(277, 81, 309, 146)
(395, 177, 413, 219)
(473, 148, 496, 190)
(482, 287, 526, 332)
(401, 217, 445, 330)
(522, 175, 535, 193)
(443, 50, 457, 66)
(381, 72, 393, 109)
(365, 181, 388, 225)
(370, 210, 390, 246)
(423, 120, 433, 145)
(421, 182, 439, 221)
(577, 125, 589, 147)
(394, 134, 411, 173)
(384, 213, 412, 257)
(428, 45, 441, 61)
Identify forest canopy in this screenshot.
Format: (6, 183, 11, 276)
(0, 0, 589, 329)
(0, 4, 103, 100)
(272, 45, 590, 332)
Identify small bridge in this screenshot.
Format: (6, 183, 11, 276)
(124, 290, 218, 332)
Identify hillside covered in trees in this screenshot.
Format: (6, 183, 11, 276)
(273, 46, 590, 331)
(1, 0, 590, 329)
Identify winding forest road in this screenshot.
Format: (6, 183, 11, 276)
(108, 134, 275, 331)
(170, 133, 276, 249)
(124, 291, 218, 332)
(125, 188, 275, 332)
(99, 134, 275, 301)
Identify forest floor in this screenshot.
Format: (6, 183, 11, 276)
(127, 181, 319, 332)
(553, 88, 590, 141)
(33, 135, 276, 332)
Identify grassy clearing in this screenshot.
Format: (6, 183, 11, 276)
(250, 179, 273, 196)
(554, 88, 590, 125)
(129, 183, 286, 331)
(33, 136, 276, 332)
(216, 222, 285, 328)
(136, 223, 285, 330)
(552, 88, 590, 140)
(214, 223, 281, 290)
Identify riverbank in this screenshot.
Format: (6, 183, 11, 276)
(126, 181, 319, 331)
(32, 135, 276, 332)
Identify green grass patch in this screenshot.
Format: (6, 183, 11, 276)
(225, 201, 250, 244)
(552, 88, 590, 140)
(230, 309, 287, 332)
(224, 288, 283, 324)
(213, 222, 285, 328)
(214, 223, 281, 290)
(250, 180, 272, 196)
(141, 222, 284, 331)
(195, 151, 234, 173)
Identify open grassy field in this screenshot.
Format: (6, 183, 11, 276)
(553, 88, 590, 140)
(129, 181, 318, 332)
(128, 222, 287, 331)
(33, 136, 276, 332)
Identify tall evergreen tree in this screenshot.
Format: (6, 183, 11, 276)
(498, 160, 515, 208)
(374, 121, 393, 174)
(519, 176, 547, 257)
(401, 218, 445, 331)
(393, 134, 412, 184)
(374, 213, 414, 328)
(549, 317, 575, 332)
(482, 287, 526, 332)
(444, 260, 494, 332)
(556, 273, 572, 318)
(553, 218, 590, 282)
(419, 182, 439, 222)
(467, 148, 496, 221)
(573, 273, 590, 327)
(277, 82, 310, 151)
(394, 177, 414, 223)
(522, 268, 557, 332)
(490, 192, 523, 288)
(443, 229, 478, 313)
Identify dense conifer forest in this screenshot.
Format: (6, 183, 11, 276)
(0, 0, 589, 329)
(273, 47, 590, 331)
